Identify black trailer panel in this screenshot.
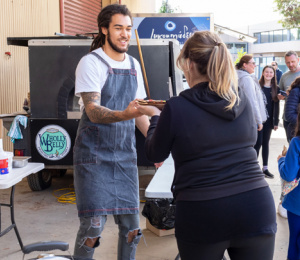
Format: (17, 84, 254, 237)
(7, 37, 184, 189)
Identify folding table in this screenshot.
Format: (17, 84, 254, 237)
(0, 162, 69, 258)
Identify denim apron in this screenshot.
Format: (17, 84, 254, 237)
(73, 52, 139, 218)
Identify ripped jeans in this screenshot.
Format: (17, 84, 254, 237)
(74, 213, 142, 260)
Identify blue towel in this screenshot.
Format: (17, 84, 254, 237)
(7, 115, 28, 143)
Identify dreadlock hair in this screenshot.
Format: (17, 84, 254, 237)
(89, 4, 132, 52)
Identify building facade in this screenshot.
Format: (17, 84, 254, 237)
(249, 21, 300, 78)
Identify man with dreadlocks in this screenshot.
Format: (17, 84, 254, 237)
(73, 4, 154, 259)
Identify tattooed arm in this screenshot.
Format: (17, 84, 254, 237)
(82, 92, 143, 124)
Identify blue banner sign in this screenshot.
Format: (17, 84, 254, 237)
(132, 16, 211, 45)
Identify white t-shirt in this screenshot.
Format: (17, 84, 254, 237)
(75, 47, 146, 111)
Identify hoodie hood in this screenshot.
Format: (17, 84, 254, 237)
(237, 69, 259, 84)
(236, 69, 250, 80)
(179, 82, 247, 121)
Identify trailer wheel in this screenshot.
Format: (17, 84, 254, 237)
(27, 169, 52, 191)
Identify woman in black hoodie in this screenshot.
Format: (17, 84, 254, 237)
(136, 31, 276, 260)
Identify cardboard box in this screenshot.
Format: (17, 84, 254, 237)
(146, 218, 175, 237)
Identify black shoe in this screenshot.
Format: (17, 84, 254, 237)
(263, 169, 274, 179)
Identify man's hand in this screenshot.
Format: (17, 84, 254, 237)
(258, 124, 263, 131)
(274, 126, 278, 131)
(123, 100, 144, 120)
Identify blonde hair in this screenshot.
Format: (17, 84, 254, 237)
(177, 31, 239, 110)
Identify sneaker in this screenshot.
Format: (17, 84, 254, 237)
(278, 203, 287, 218)
(263, 169, 274, 179)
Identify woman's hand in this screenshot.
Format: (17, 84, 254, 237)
(258, 124, 263, 131)
(135, 100, 161, 117)
(154, 162, 164, 169)
(277, 154, 284, 161)
(274, 126, 278, 131)
(277, 94, 285, 100)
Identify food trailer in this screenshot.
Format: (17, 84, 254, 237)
(5, 13, 212, 191)
(6, 36, 183, 191)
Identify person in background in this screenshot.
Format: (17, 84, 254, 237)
(254, 65, 279, 179)
(285, 77, 300, 142)
(277, 50, 300, 218)
(236, 54, 269, 177)
(136, 31, 276, 260)
(278, 110, 300, 260)
(278, 50, 300, 141)
(72, 4, 160, 259)
(236, 55, 267, 131)
(271, 61, 283, 85)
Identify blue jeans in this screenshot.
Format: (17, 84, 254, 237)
(74, 213, 141, 260)
(287, 211, 300, 260)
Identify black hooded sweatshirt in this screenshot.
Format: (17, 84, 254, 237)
(145, 82, 268, 201)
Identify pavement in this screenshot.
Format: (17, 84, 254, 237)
(0, 102, 291, 260)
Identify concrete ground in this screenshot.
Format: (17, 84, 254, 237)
(0, 103, 291, 260)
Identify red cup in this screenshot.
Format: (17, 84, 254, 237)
(0, 159, 8, 169)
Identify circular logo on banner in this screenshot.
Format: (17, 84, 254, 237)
(35, 125, 71, 161)
(164, 21, 176, 31)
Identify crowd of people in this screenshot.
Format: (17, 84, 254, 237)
(72, 3, 300, 260)
(235, 50, 300, 260)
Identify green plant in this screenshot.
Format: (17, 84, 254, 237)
(159, 0, 174, 13)
(234, 47, 247, 65)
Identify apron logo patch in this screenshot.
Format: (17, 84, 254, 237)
(35, 125, 71, 161)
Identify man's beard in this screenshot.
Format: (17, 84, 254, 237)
(107, 31, 129, 54)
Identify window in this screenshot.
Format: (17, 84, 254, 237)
(290, 28, 300, 40)
(253, 28, 299, 44)
(226, 43, 234, 54)
(225, 43, 247, 54)
(235, 43, 247, 53)
(283, 29, 288, 41)
(261, 32, 269, 43)
(255, 57, 282, 79)
(275, 57, 288, 74)
(273, 30, 283, 42)
(254, 33, 261, 44)
(269, 31, 274, 42)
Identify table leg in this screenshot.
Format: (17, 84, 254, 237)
(10, 185, 24, 249)
(0, 185, 24, 250)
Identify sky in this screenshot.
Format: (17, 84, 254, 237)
(157, 0, 283, 32)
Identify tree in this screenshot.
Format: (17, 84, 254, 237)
(274, 0, 300, 28)
(159, 0, 177, 13)
(234, 47, 247, 65)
